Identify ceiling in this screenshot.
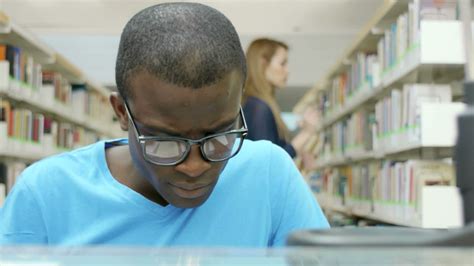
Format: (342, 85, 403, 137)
(0, 0, 383, 110)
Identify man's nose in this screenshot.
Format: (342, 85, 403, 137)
(174, 145, 212, 178)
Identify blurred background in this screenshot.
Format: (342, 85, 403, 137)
(0, 0, 382, 112)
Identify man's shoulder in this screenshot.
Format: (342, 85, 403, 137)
(19, 141, 104, 184)
(223, 139, 300, 196)
(39, 140, 101, 165)
(238, 139, 292, 163)
(240, 139, 272, 155)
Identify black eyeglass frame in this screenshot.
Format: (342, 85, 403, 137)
(123, 99, 248, 166)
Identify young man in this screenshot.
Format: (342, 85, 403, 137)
(0, 3, 328, 246)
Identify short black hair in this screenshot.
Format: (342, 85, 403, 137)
(115, 2, 246, 99)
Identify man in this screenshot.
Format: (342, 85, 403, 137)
(0, 2, 328, 246)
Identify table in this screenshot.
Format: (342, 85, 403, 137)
(0, 246, 473, 265)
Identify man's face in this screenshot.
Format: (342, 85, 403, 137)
(126, 70, 243, 208)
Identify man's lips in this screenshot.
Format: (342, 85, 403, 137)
(171, 182, 212, 190)
(169, 182, 213, 199)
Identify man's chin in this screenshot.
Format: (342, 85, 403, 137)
(166, 181, 217, 208)
(170, 194, 211, 208)
(168, 189, 211, 209)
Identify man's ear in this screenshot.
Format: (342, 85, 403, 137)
(109, 92, 129, 131)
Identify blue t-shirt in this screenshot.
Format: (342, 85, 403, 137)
(243, 96, 296, 157)
(0, 139, 328, 246)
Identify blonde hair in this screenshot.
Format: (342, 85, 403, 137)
(243, 38, 290, 141)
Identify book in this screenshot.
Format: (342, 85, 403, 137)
(0, 98, 8, 149)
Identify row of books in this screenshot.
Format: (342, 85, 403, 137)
(324, 109, 375, 157)
(0, 161, 27, 206)
(0, 97, 101, 152)
(0, 43, 77, 107)
(318, 111, 373, 158)
(0, 49, 76, 107)
(0, 68, 115, 129)
(318, 0, 458, 118)
(320, 159, 454, 208)
(379, 3, 415, 75)
(0, 44, 42, 90)
(321, 53, 380, 118)
(0, 44, 115, 125)
(71, 84, 112, 122)
(318, 83, 452, 159)
(314, 158, 461, 228)
(374, 83, 451, 140)
(381, 0, 458, 74)
(42, 70, 72, 105)
(378, 0, 456, 73)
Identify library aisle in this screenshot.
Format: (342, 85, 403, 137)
(294, 0, 471, 230)
(0, 10, 122, 205)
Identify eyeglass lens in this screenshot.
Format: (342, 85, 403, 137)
(143, 132, 243, 164)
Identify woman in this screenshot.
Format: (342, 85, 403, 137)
(243, 38, 296, 157)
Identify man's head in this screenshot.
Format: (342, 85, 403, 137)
(111, 3, 247, 208)
(115, 2, 246, 99)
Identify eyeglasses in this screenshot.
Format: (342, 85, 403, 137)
(123, 100, 248, 166)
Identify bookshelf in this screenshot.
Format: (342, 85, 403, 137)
(0, 74, 118, 138)
(0, 14, 55, 65)
(295, 0, 465, 228)
(319, 28, 464, 132)
(317, 185, 463, 228)
(316, 102, 465, 169)
(313, 158, 464, 229)
(0, 10, 122, 204)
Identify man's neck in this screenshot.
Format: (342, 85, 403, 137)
(105, 145, 168, 206)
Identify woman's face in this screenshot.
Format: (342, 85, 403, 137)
(265, 46, 289, 89)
